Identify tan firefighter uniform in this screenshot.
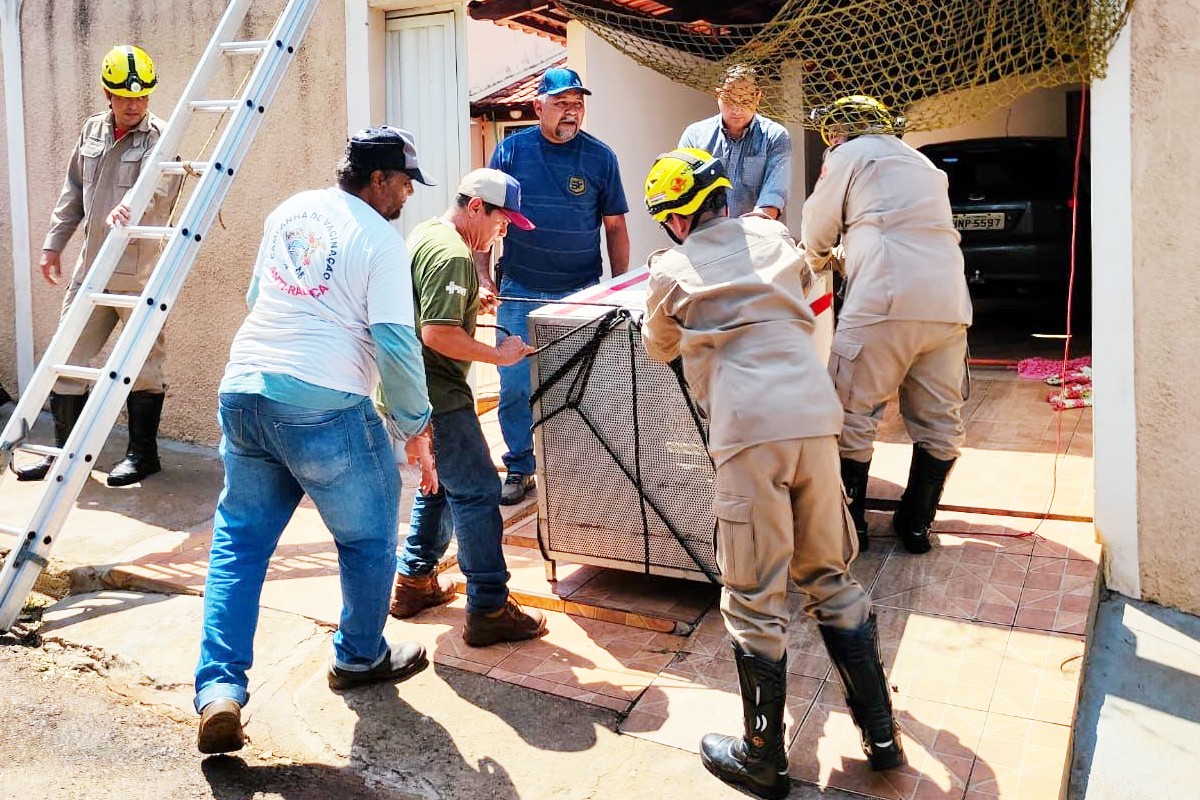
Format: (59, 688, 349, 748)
(642, 214, 871, 661)
(43, 110, 181, 395)
(802, 133, 973, 462)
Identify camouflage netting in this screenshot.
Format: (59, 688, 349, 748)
(558, 0, 1133, 131)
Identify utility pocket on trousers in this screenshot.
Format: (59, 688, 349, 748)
(273, 414, 353, 489)
(713, 492, 756, 591)
(829, 337, 863, 409)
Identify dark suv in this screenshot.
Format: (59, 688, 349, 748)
(919, 137, 1088, 298)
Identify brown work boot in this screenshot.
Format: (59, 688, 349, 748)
(389, 572, 457, 619)
(463, 597, 547, 647)
(197, 698, 245, 755)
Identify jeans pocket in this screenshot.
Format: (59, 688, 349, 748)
(272, 413, 353, 489)
(713, 492, 756, 591)
(217, 401, 245, 450)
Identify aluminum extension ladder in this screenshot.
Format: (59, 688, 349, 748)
(0, 0, 320, 632)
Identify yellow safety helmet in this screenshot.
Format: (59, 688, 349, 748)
(810, 95, 901, 146)
(644, 148, 732, 223)
(101, 45, 157, 98)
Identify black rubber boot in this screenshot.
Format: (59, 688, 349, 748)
(840, 457, 872, 552)
(0, 383, 12, 407)
(892, 444, 956, 554)
(819, 614, 906, 771)
(700, 643, 791, 799)
(107, 391, 164, 487)
(14, 393, 87, 482)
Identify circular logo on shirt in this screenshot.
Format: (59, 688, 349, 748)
(568, 176, 586, 195)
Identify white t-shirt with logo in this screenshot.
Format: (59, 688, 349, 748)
(224, 187, 416, 397)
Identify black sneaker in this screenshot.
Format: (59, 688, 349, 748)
(327, 642, 428, 691)
(500, 472, 534, 505)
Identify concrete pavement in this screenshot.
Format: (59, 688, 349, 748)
(29, 589, 861, 800)
(1068, 593, 1200, 800)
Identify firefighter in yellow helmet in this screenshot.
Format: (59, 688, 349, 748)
(641, 148, 904, 799)
(802, 94, 972, 557)
(18, 45, 180, 486)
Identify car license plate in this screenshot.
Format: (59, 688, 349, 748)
(953, 212, 1006, 231)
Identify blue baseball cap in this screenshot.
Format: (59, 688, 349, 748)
(456, 168, 535, 230)
(536, 67, 591, 97)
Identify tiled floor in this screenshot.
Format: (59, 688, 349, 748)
(106, 369, 1098, 799)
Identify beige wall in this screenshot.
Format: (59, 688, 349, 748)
(0, 37, 14, 398)
(8, 0, 345, 444)
(1128, 0, 1200, 613)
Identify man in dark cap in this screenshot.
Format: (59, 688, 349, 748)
(194, 126, 438, 756)
(479, 66, 630, 506)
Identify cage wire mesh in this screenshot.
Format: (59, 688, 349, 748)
(558, 0, 1133, 131)
(532, 315, 719, 581)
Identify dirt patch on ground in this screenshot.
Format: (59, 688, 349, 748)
(0, 634, 411, 800)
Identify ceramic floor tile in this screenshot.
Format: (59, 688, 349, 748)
(789, 692, 987, 799)
(872, 536, 1030, 625)
(383, 597, 523, 672)
(965, 713, 1072, 800)
(849, 535, 896, 589)
(989, 628, 1084, 725)
(681, 603, 833, 680)
(1013, 557, 1097, 635)
(928, 514, 1038, 557)
(882, 610, 1012, 712)
(620, 650, 821, 753)
(679, 606, 730, 659)
(566, 568, 717, 623)
(782, 603, 836, 680)
(487, 612, 681, 706)
(504, 515, 539, 547)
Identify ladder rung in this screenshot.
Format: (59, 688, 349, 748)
(221, 39, 271, 54)
(53, 364, 102, 382)
(190, 99, 241, 112)
(18, 443, 61, 458)
(118, 225, 175, 240)
(0, 522, 25, 537)
(159, 161, 210, 176)
(89, 292, 140, 309)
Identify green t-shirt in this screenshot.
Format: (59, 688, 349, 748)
(408, 218, 479, 415)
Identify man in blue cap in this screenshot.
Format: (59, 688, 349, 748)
(478, 66, 630, 505)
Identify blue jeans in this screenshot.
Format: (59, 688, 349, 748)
(195, 394, 400, 712)
(398, 407, 508, 613)
(496, 276, 594, 475)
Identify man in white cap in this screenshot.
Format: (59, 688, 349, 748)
(195, 126, 438, 755)
(387, 168, 548, 648)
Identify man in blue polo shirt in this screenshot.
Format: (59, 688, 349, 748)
(478, 66, 630, 505)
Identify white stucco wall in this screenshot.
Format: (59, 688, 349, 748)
(570, 24, 811, 271)
(904, 86, 1071, 149)
(569, 23, 710, 272)
(466, 17, 562, 97)
(1090, 25, 1140, 600)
